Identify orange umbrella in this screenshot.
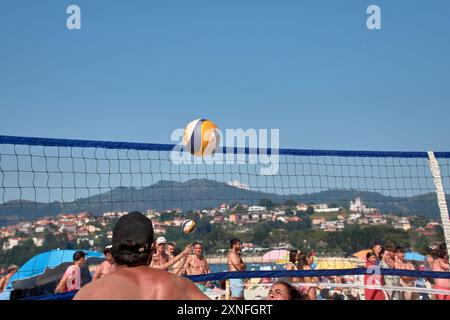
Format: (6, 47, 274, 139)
(352, 249, 372, 261)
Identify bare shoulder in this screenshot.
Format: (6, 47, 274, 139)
(75, 267, 209, 300)
(229, 251, 239, 261)
(75, 268, 149, 300)
(74, 276, 119, 300)
(73, 283, 96, 300)
(172, 274, 210, 300)
(186, 255, 194, 264)
(142, 270, 210, 300)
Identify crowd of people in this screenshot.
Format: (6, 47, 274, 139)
(279, 242, 450, 300)
(1, 211, 449, 300)
(363, 242, 450, 300)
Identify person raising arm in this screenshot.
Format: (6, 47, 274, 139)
(74, 212, 209, 300)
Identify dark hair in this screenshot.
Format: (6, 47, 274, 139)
(273, 281, 307, 300)
(73, 251, 86, 262)
(425, 246, 435, 257)
(306, 251, 315, 259)
(384, 244, 395, 252)
(166, 242, 175, 247)
(435, 247, 448, 259)
(366, 251, 376, 260)
(289, 250, 298, 264)
(297, 252, 308, 270)
(193, 242, 203, 247)
(333, 293, 345, 300)
(438, 243, 447, 252)
(112, 244, 152, 266)
(230, 238, 241, 249)
(103, 248, 112, 255)
(395, 246, 405, 254)
(321, 288, 330, 299)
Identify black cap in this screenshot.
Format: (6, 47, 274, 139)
(112, 211, 154, 255)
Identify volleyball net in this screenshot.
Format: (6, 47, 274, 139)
(0, 135, 450, 300)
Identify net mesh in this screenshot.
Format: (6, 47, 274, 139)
(0, 136, 449, 300)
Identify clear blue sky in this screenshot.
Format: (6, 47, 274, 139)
(1, 0, 449, 151)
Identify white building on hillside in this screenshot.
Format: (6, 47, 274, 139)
(312, 204, 328, 211)
(248, 205, 266, 212)
(350, 197, 366, 213)
(3, 238, 22, 250)
(315, 207, 340, 213)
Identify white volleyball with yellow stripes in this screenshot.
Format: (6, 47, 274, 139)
(183, 119, 220, 157)
(182, 219, 197, 234)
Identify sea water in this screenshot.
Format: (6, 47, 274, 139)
(209, 262, 281, 273)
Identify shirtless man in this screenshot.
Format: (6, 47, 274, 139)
(227, 238, 246, 300)
(150, 237, 192, 270)
(394, 247, 417, 300)
(92, 246, 116, 280)
(185, 242, 211, 292)
(150, 236, 170, 268)
(431, 246, 450, 300)
(166, 243, 175, 260)
(74, 211, 209, 300)
(0, 265, 18, 293)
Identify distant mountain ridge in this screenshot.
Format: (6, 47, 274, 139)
(0, 179, 447, 224)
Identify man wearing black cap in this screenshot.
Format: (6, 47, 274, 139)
(74, 211, 209, 300)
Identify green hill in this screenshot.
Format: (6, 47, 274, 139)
(0, 179, 447, 224)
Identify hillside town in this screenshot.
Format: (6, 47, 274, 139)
(0, 197, 442, 253)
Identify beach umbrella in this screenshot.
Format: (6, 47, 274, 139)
(276, 252, 290, 264)
(2, 249, 104, 296)
(12, 257, 104, 290)
(315, 257, 359, 269)
(262, 249, 289, 263)
(405, 252, 426, 262)
(352, 249, 372, 261)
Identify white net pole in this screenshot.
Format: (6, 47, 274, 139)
(428, 151, 450, 263)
